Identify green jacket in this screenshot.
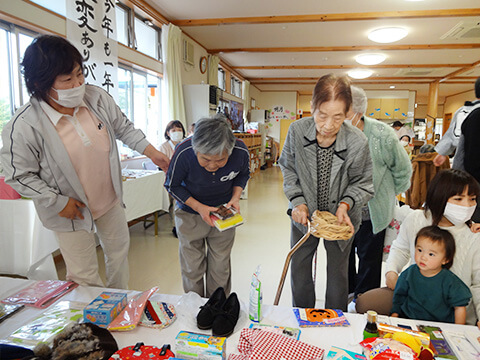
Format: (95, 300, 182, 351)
(363, 116, 412, 233)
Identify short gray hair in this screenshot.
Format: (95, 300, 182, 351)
(192, 114, 236, 156)
(350, 86, 368, 115)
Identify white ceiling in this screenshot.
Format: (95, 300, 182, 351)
(143, 0, 480, 101)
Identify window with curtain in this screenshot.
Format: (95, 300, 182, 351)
(134, 16, 160, 60)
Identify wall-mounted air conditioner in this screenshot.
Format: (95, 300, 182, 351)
(183, 39, 194, 65)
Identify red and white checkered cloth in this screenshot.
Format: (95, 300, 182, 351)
(229, 328, 325, 360)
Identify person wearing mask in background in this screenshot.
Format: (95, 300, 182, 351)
(356, 169, 480, 328)
(399, 135, 413, 159)
(279, 74, 374, 311)
(164, 115, 250, 297)
(392, 120, 415, 141)
(433, 77, 480, 169)
(345, 86, 412, 312)
(158, 120, 187, 238)
(0, 35, 169, 289)
(158, 120, 186, 160)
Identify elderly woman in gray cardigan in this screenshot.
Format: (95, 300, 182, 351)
(279, 74, 374, 311)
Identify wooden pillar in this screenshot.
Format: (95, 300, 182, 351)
(225, 69, 231, 94)
(425, 81, 439, 144)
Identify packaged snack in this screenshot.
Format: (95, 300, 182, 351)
(210, 205, 244, 231)
(417, 325, 457, 359)
(360, 337, 418, 360)
(84, 292, 128, 328)
(175, 331, 226, 360)
(293, 308, 350, 327)
(377, 323, 430, 348)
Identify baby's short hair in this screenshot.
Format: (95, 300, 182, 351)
(415, 225, 455, 269)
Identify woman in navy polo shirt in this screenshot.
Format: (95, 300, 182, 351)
(164, 115, 250, 297)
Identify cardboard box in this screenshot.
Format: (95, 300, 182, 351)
(175, 331, 226, 360)
(84, 292, 127, 328)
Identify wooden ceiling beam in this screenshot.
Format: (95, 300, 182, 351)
(234, 64, 467, 70)
(440, 59, 480, 82)
(219, 59, 246, 81)
(172, 8, 480, 26)
(254, 81, 475, 85)
(124, 0, 170, 26)
(250, 76, 479, 81)
(210, 43, 480, 53)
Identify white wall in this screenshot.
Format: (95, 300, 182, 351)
(257, 92, 297, 142)
(444, 90, 476, 117)
(180, 35, 209, 85)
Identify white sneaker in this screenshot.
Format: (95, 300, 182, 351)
(347, 299, 357, 313)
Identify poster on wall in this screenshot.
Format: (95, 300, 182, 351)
(229, 100, 244, 131)
(66, 0, 119, 102)
(269, 105, 297, 122)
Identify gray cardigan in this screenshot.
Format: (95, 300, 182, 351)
(0, 85, 150, 232)
(279, 117, 374, 251)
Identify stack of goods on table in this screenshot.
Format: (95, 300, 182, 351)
(2, 280, 480, 360)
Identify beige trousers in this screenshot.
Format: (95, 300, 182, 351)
(175, 208, 236, 298)
(55, 202, 130, 289)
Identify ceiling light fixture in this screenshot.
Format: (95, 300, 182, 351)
(347, 69, 373, 79)
(390, 85, 396, 89)
(355, 53, 386, 65)
(368, 27, 408, 43)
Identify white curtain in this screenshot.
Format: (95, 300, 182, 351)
(242, 80, 250, 124)
(161, 24, 186, 127)
(207, 55, 220, 86)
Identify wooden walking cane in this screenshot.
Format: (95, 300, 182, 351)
(274, 216, 312, 306)
(273, 209, 353, 306)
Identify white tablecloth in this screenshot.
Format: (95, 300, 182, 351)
(0, 171, 169, 280)
(122, 169, 169, 221)
(0, 199, 58, 280)
(1, 277, 479, 358)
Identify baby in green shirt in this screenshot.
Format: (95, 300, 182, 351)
(391, 225, 472, 324)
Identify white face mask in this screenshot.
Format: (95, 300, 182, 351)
(400, 140, 409, 147)
(50, 83, 86, 108)
(344, 112, 357, 126)
(170, 131, 183, 142)
(443, 202, 476, 225)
